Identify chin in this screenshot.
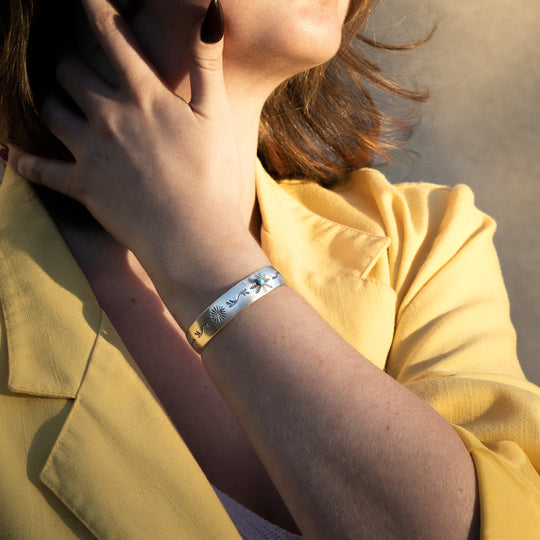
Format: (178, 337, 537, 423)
(280, 15, 344, 67)
(224, 6, 345, 86)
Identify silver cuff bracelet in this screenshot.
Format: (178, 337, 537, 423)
(186, 266, 285, 353)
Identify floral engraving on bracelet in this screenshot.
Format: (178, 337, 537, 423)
(249, 272, 276, 294)
(226, 288, 249, 308)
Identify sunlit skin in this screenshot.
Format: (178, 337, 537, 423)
(6, 0, 480, 537)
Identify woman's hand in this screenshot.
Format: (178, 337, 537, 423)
(7, 0, 267, 326)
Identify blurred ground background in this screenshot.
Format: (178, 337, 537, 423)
(369, 0, 540, 384)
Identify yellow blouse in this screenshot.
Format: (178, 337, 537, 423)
(0, 162, 538, 539)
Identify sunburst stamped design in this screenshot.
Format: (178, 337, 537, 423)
(209, 305, 227, 323)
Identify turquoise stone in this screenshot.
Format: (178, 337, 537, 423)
(258, 278, 265, 285)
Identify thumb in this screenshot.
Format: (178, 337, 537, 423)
(189, 0, 227, 116)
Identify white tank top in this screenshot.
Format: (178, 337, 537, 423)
(213, 486, 303, 540)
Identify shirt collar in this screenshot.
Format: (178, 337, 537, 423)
(255, 159, 390, 282)
(255, 161, 391, 360)
(0, 167, 101, 398)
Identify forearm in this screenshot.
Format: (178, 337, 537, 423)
(187, 283, 480, 539)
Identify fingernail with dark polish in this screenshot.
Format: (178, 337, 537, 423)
(0, 145, 8, 163)
(201, 0, 224, 44)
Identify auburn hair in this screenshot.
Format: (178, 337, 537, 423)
(0, 0, 429, 188)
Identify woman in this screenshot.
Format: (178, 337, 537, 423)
(0, 0, 539, 538)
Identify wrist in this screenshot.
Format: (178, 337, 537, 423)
(186, 265, 285, 352)
(151, 236, 271, 330)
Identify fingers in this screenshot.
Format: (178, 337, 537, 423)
(80, 0, 228, 118)
(189, 0, 227, 116)
(6, 145, 80, 200)
(56, 54, 113, 117)
(41, 93, 87, 154)
(79, 0, 153, 90)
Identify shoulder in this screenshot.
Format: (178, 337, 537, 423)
(258, 159, 486, 238)
(259, 160, 503, 305)
(277, 167, 504, 314)
(343, 168, 490, 237)
(279, 167, 494, 259)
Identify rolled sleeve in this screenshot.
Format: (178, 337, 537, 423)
(384, 183, 540, 538)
